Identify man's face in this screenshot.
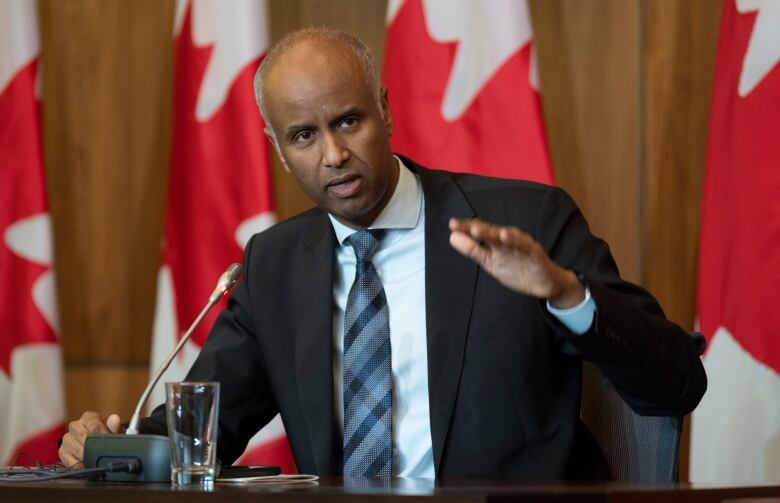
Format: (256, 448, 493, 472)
(262, 40, 398, 229)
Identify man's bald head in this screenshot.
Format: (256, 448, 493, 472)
(254, 27, 382, 134)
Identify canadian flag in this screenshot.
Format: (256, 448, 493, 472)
(690, 0, 780, 484)
(149, 0, 293, 471)
(383, 0, 553, 183)
(0, 0, 65, 465)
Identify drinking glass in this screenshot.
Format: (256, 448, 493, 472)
(165, 381, 220, 487)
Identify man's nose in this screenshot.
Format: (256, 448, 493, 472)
(321, 131, 349, 168)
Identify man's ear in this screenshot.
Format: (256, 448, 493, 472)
(264, 126, 291, 173)
(380, 87, 393, 136)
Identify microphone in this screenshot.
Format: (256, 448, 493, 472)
(83, 263, 244, 482)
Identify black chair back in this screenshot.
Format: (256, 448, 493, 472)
(579, 332, 706, 482)
(580, 362, 682, 482)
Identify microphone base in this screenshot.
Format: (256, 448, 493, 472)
(84, 433, 170, 482)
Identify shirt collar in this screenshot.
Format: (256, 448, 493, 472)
(329, 156, 422, 245)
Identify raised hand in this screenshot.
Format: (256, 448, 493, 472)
(448, 217, 584, 308)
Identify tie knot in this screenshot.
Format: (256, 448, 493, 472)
(345, 229, 385, 263)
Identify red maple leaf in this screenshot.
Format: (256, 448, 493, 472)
(164, 5, 273, 347)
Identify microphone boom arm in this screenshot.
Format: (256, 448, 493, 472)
(125, 263, 244, 435)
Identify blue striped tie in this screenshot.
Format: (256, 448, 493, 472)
(343, 229, 392, 477)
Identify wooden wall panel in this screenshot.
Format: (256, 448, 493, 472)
(642, 0, 721, 481)
(65, 367, 150, 421)
(39, 0, 175, 418)
(642, 0, 721, 329)
(531, 0, 643, 283)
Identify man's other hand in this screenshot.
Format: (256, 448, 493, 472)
(448, 218, 584, 308)
(58, 411, 124, 468)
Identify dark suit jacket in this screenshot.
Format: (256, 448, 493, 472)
(144, 157, 706, 480)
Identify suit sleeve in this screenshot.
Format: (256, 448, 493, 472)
(140, 235, 278, 465)
(532, 186, 707, 416)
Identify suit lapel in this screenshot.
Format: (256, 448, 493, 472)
(414, 162, 479, 475)
(293, 214, 338, 474)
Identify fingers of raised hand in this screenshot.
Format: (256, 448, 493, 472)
(449, 218, 501, 246)
(449, 227, 490, 266)
(450, 218, 537, 255)
(496, 225, 537, 254)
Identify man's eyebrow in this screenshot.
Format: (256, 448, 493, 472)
(333, 107, 363, 122)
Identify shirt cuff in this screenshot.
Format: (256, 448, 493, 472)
(546, 287, 595, 335)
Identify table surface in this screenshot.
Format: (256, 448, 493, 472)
(2, 477, 780, 503)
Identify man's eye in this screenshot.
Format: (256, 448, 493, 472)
(293, 131, 314, 142)
(339, 117, 358, 129)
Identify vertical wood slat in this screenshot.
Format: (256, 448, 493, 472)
(38, 0, 175, 418)
(642, 0, 721, 329)
(531, 0, 643, 283)
(641, 0, 721, 481)
(65, 367, 151, 421)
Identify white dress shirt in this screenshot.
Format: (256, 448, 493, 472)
(329, 158, 594, 477)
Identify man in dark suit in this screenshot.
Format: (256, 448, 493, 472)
(60, 28, 706, 479)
